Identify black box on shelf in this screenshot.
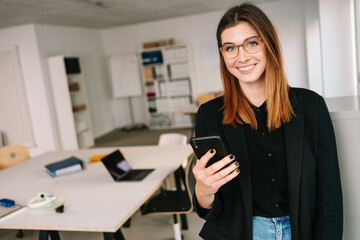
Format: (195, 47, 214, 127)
(64, 57, 81, 74)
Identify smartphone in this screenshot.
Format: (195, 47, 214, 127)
(189, 136, 228, 167)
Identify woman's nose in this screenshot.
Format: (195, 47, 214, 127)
(237, 46, 250, 62)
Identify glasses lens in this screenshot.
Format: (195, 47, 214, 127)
(222, 44, 238, 59)
(244, 37, 261, 54)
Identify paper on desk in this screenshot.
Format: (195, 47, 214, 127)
(0, 204, 24, 219)
(28, 200, 64, 211)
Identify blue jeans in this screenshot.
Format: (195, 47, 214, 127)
(252, 215, 291, 240)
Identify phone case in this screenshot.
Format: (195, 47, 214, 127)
(189, 136, 228, 167)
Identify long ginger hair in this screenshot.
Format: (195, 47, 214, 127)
(217, 3, 293, 131)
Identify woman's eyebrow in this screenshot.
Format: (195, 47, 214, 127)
(222, 35, 259, 46)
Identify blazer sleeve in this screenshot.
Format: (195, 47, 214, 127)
(192, 104, 223, 221)
(313, 96, 343, 239)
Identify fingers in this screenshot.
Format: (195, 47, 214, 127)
(193, 151, 240, 191)
(196, 148, 216, 168)
(206, 154, 235, 175)
(211, 160, 239, 182)
(212, 167, 240, 190)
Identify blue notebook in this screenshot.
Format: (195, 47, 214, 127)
(45, 156, 84, 177)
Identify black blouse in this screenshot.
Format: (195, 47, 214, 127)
(244, 101, 289, 217)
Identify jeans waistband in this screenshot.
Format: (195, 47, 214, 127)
(253, 214, 290, 222)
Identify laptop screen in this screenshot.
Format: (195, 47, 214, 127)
(101, 150, 132, 179)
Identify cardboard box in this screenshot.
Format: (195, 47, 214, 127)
(143, 66, 155, 81)
(68, 83, 79, 92)
(143, 42, 159, 49)
(198, 91, 223, 105)
(72, 104, 86, 113)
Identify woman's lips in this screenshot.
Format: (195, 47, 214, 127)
(237, 64, 256, 73)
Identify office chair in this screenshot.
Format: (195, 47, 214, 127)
(0, 144, 30, 170)
(0, 144, 30, 238)
(158, 133, 188, 146)
(158, 133, 188, 170)
(141, 133, 193, 240)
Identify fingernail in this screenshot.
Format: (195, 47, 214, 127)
(230, 154, 235, 159)
(236, 168, 240, 173)
(235, 161, 239, 166)
(210, 149, 214, 153)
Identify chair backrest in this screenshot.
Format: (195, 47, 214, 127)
(0, 145, 30, 170)
(158, 133, 188, 169)
(186, 153, 197, 197)
(158, 133, 187, 146)
(174, 152, 196, 214)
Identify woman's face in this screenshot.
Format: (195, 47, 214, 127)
(220, 21, 267, 88)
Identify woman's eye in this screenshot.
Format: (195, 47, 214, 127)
(225, 45, 235, 52)
(247, 41, 259, 47)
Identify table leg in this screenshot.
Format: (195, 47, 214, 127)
(180, 214, 188, 230)
(103, 229, 125, 240)
(123, 217, 131, 228)
(38, 230, 60, 240)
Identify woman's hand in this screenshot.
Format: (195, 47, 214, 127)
(192, 149, 240, 209)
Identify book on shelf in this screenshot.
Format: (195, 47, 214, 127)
(145, 82, 156, 98)
(148, 99, 157, 113)
(154, 65, 164, 78)
(68, 82, 80, 91)
(45, 156, 85, 177)
(72, 104, 86, 113)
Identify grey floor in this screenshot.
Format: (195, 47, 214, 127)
(0, 127, 205, 240)
(94, 127, 194, 147)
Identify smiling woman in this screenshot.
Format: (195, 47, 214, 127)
(191, 3, 343, 240)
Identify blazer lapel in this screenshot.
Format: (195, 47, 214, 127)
(222, 123, 253, 223)
(284, 89, 304, 222)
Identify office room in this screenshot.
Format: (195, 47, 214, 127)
(0, 0, 359, 239)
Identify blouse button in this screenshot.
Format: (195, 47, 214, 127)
(268, 153, 272, 157)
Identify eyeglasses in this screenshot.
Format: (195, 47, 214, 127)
(220, 36, 262, 59)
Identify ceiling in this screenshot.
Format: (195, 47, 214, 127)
(0, 0, 275, 30)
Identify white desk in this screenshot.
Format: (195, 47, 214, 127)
(0, 145, 192, 239)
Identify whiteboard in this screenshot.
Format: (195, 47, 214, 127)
(109, 54, 142, 98)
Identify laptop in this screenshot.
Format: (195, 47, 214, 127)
(101, 150, 154, 181)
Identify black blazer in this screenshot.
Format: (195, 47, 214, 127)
(193, 88, 343, 240)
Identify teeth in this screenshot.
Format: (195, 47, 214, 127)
(239, 65, 255, 71)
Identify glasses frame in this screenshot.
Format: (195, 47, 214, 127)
(220, 36, 262, 59)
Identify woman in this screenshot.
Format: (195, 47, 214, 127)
(192, 3, 343, 240)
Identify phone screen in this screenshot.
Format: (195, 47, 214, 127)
(189, 136, 228, 167)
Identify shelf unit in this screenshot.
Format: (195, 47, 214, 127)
(48, 55, 94, 150)
(140, 44, 195, 129)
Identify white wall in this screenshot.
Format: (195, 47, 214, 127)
(304, 0, 324, 95)
(0, 25, 57, 157)
(318, 0, 357, 97)
(261, 0, 308, 89)
(0, 0, 356, 155)
(34, 24, 113, 139)
(101, 0, 308, 127)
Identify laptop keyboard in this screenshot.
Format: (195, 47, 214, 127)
(121, 169, 153, 181)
